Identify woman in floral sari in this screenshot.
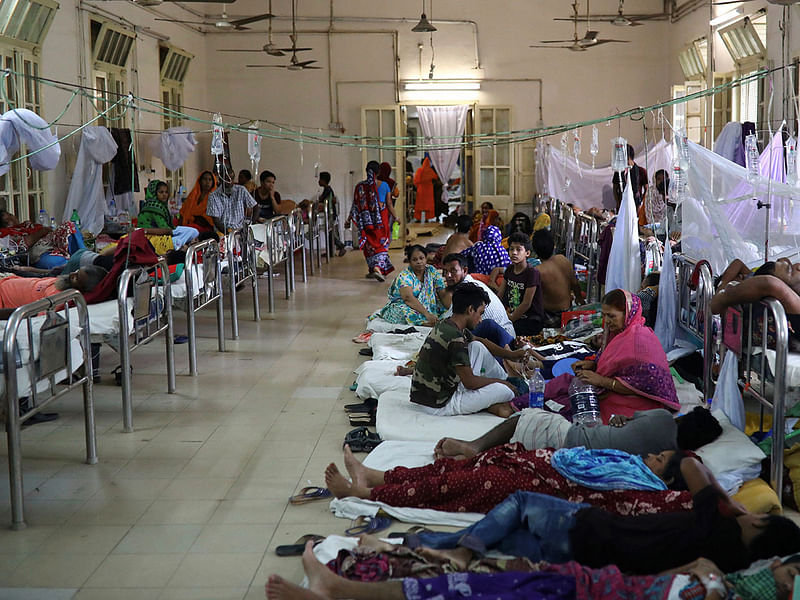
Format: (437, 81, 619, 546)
(350, 161, 394, 281)
(369, 245, 448, 326)
(548, 288, 680, 423)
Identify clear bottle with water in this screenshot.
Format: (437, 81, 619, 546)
(108, 199, 118, 222)
(611, 137, 628, 173)
(50, 217, 56, 229)
(745, 134, 760, 183)
(118, 209, 131, 232)
(528, 368, 545, 409)
(569, 377, 602, 427)
(38, 208, 49, 226)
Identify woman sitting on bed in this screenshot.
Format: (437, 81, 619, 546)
(324, 442, 740, 517)
(553, 288, 680, 423)
(369, 245, 449, 326)
(137, 180, 200, 254)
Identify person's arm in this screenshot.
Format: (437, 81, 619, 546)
(436, 287, 451, 309)
(717, 259, 751, 290)
(711, 275, 800, 315)
(454, 364, 516, 394)
(398, 286, 437, 324)
(509, 286, 535, 322)
(140, 227, 173, 236)
(564, 257, 585, 304)
(487, 266, 504, 292)
(473, 335, 527, 360)
(575, 370, 637, 395)
(211, 217, 226, 235)
(0, 308, 15, 319)
(24, 227, 52, 247)
(680, 457, 747, 515)
(496, 278, 507, 306)
(571, 359, 597, 372)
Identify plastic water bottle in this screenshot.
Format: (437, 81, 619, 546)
(50, 217, 56, 229)
(38, 208, 49, 226)
(569, 377, 601, 427)
(70, 209, 81, 231)
(611, 137, 628, 173)
(118, 209, 131, 232)
(528, 368, 545, 409)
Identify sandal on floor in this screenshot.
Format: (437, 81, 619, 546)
(288, 486, 332, 505)
(352, 332, 372, 344)
(349, 412, 376, 427)
(343, 427, 382, 452)
(348, 382, 358, 391)
(358, 348, 373, 356)
(344, 398, 377, 413)
(275, 534, 324, 557)
(345, 516, 392, 537)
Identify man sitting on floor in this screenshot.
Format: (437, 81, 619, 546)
(531, 228, 584, 327)
(410, 282, 528, 418)
(434, 405, 721, 460)
(440, 253, 515, 339)
(0, 265, 107, 318)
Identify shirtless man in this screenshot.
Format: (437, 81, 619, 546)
(531, 228, 584, 326)
(442, 215, 474, 257)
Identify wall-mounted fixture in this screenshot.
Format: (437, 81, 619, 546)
(710, 8, 742, 28)
(404, 80, 481, 91)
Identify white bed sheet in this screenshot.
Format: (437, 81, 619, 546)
(86, 298, 134, 343)
(375, 389, 505, 442)
(354, 360, 410, 400)
(368, 332, 427, 361)
(366, 317, 432, 336)
(329, 440, 484, 526)
(170, 263, 204, 302)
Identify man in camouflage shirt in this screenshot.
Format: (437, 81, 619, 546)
(410, 282, 525, 417)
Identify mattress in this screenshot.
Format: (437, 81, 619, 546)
(368, 332, 427, 361)
(170, 263, 204, 302)
(86, 298, 134, 347)
(375, 389, 505, 442)
(354, 359, 410, 400)
(366, 317, 432, 336)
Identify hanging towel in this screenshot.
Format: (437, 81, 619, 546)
(108, 128, 139, 195)
(550, 446, 667, 491)
(150, 126, 197, 172)
(63, 126, 118, 235)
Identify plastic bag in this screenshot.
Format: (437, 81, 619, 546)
(712, 351, 745, 431)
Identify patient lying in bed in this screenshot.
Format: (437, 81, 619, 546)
(0, 265, 107, 318)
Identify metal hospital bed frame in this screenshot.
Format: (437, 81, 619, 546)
(721, 295, 789, 503)
(117, 259, 176, 433)
(226, 226, 261, 339)
(5, 290, 96, 529)
(184, 239, 226, 376)
(289, 208, 309, 290)
(571, 213, 600, 304)
(263, 215, 292, 313)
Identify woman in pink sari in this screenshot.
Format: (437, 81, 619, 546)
(551, 289, 679, 423)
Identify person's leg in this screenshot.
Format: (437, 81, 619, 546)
(67, 228, 86, 254)
(434, 414, 520, 459)
(32, 253, 67, 269)
(447, 382, 514, 416)
(413, 490, 584, 563)
(509, 408, 572, 450)
(472, 319, 514, 350)
(467, 341, 508, 380)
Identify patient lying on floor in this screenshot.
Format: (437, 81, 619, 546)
(409, 282, 535, 418)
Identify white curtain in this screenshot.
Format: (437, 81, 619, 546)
(417, 105, 469, 202)
(605, 180, 642, 293)
(543, 139, 673, 210)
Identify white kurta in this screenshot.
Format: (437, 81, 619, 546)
(63, 126, 118, 234)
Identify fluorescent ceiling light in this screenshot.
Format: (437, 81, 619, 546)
(404, 81, 481, 91)
(710, 8, 742, 27)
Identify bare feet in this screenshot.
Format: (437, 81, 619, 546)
(395, 366, 413, 376)
(487, 402, 515, 418)
(343, 445, 368, 488)
(266, 574, 327, 600)
(357, 533, 397, 553)
(417, 546, 473, 570)
(303, 540, 344, 597)
(324, 463, 371, 499)
(434, 437, 479, 461)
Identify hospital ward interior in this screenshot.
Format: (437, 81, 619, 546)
(5, 0, 800, 598)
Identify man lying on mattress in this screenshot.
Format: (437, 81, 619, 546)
(434, 405, 721, 461)
(711, 257, 800, 348)
(0, 265, 107, 319)
(409, 281, 534, 418)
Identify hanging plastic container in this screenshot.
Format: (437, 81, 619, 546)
(611, 137, 628, 173)
(745, 134, 760, 183)
(590, 125, 599, 169)
(669, 161, 687, 204)
(569, 377, 601, 427)
(248, 122, 262, 176)
(211, 113, 224, 156)
(675, 129, 691, 171)
(787, 136, 798, 187)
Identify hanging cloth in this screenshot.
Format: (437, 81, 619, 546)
(149, 126, 197, 172)
(63, 126, 118, 235)
(108, 128, 139, 195)
(0, 108, 61, 176)
(605, 180, 641, 293)
(653, 237, 677, 352)
(417, 105, 469, 203)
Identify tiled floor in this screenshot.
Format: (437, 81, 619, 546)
(0, 248, 395, 599)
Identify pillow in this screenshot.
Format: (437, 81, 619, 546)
(694, 409, 766, 475)
(733, 478, 782, 514)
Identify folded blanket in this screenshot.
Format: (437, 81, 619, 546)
(550, 447, 667, 492)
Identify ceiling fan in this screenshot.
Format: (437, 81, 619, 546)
(554, 0, 660, 28)
(246, 0, 319, 71)
(155, 5, 275, 30)
(532, 2, 629, 51)
(218, 0, 311, 55)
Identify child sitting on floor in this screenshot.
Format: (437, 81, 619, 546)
(497, 232, 545, 336)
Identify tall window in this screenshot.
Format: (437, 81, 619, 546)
(90, 19, 134, 126)
(160, 45, 192, 197)
(478, 107, 512, 198)
(0, 0, 57, 219)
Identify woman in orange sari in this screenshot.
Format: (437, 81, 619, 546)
(413, 157, 438, 222)
(469, 204, 502, 243)
(179, 171, 217, 232)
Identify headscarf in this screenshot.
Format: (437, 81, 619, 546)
(469, 209, 501, 243)
(596, 290, 680, 412)
(350, 168, 384, 239)
(534, 213, 551, 232)
(179, 171, 217, 230)
(466, 225, 511, 275)
(138, 180, 172, 230)
(377, 161, 396, 192)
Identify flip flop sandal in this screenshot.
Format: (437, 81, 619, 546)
(348, 382, 358, 391)
(288, 486, 332, 505)
(345, 516, 392, 537)
(349, 413, 376, 427)
(344, 398, 378, 413)
(352, 332, 372, 344)
(344, 428, 382, 453)
(343, 426, 370, 446)
(174, 335, 189, 344)
(372, 271, 385, 282)
(386, 525, 435, 539)
(358, 348, 373, 356)
(275, 534, 324, 557)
